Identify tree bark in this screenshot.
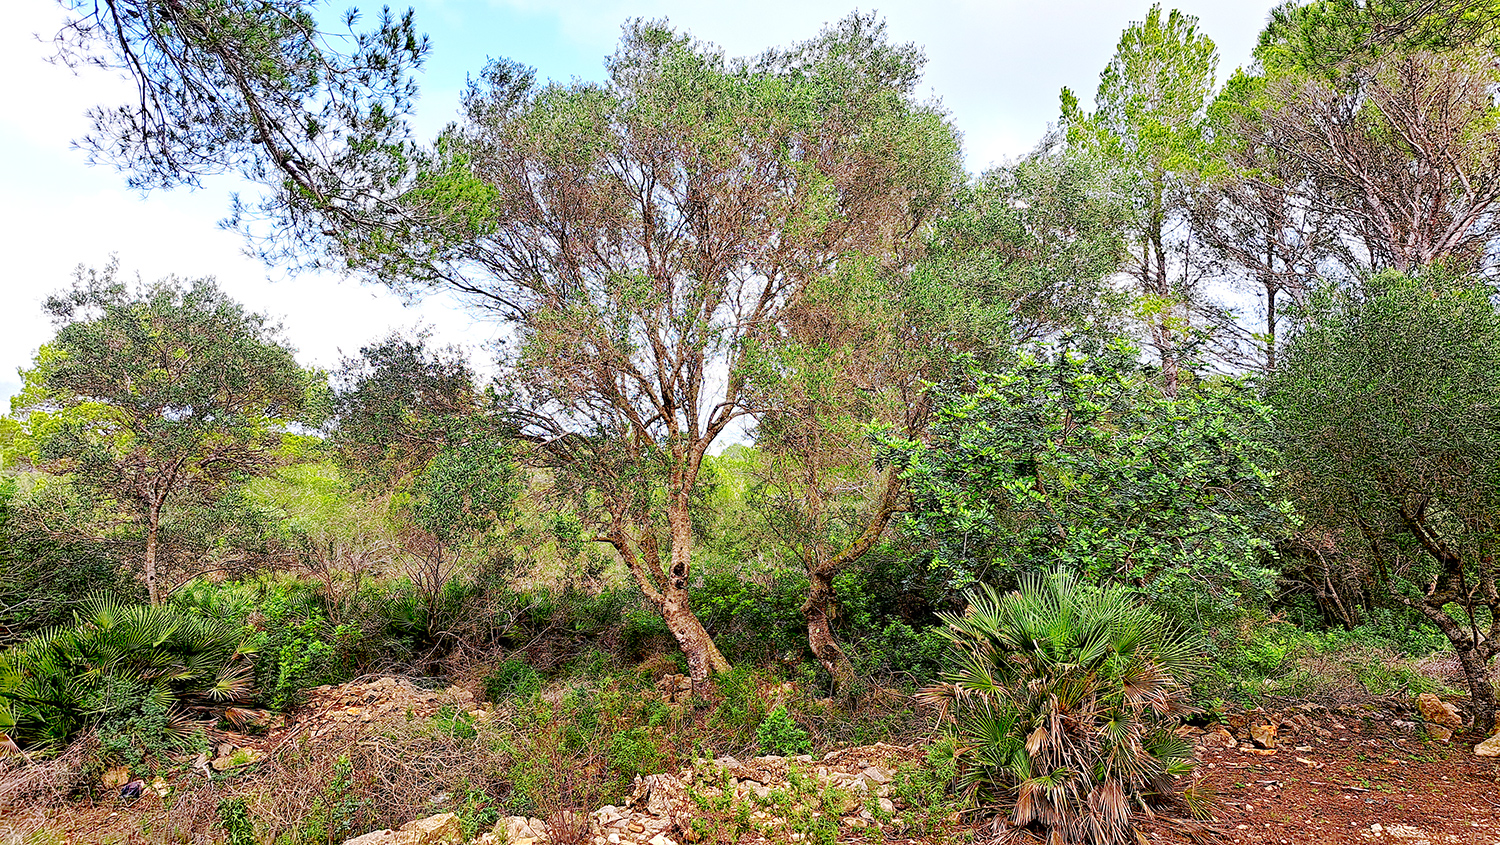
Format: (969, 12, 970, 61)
(660, 588, 730, 681)
(1392, 507, 1500, 735)
(805, 564, 859, 693)
(1455, 645, 1497, 736)
(801, 470, 906, 695)
(144, 502, 162, 605)
(608, 490, 731, 683)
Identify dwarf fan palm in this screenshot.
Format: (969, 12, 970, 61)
(0, 595, 255, 753)
(925, 570, 1209, 845)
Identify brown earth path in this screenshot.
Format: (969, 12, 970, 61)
(1179, 722, 1500, 845)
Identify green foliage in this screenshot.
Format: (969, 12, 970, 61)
(0, 596, 253, 753)
(252, 592, 349, 711)
(929, 570, 1204, 845)
(11, 264, 317, 602)
(1255, 0, 1500, 78)
(755, 706, 810, 756)
(1061, 4, 1219, 367)
(53, 0, 428, 265)
(924, 146, 1129, 341)
(1270, 269, 1500, 725)
(433, 705, 478, 741)
(709, 666, 767, 738)
(0, 477, 132, 642)
(692, 567, 808, 663)
(219, 797, 257, 845)
(607, 726, 666, 790)
(94, 678, 207, 774)
(884, 338, 1289, 621)
(889, 738, 969, 836)
(1197, 614, 1458, 706)
(482, 659, 542, 702)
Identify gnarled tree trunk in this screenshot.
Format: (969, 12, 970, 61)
(610, 491, 730, 682)
(1391, 508, 1500, 735)
(801, 471, 906, 695)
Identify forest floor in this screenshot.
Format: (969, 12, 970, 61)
(1183, 718, 1500, 845)
(6, 682, 1500, 845)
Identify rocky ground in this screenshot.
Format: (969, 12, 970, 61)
(343, 689, 1500, 845)
(7, 677, 1500, 845)
(349, 743, 929, 845)
(1181, 697, 1500, 845)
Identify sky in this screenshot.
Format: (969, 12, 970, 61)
(0, 0, 1281, 410)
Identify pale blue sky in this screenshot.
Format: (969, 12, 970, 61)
(0, 0, 1279, 408)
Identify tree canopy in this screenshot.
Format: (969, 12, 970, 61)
(1270, 268, 1500, 730)
(10, 264, 316, 603)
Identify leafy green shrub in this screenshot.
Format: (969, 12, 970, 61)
(251, 590, 353, 710)
(607, 726, 666, 790)
(482, 659, 543, 701)
(621, 606, 672, 659)
(1321, 607, 1451, 658)
(0, 595, 254, 753)
(890, 737, 965, 833)
(1197, 617, 1317, 705)
(693, 567, 808, 662)
(219, 797, 257, 845)
(756, 706, 810, 756)
(709, 666, 766, 738)
(928, 570, 1207, 845)
(95, 679, 205, 773)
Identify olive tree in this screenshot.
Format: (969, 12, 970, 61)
(11, 264, 315, 604)
(1270, 269, 1500, 732)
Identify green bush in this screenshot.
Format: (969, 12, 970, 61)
(607, 726, 666, 790)
(251, 591, 351, 710)
(709, 666, 766, 738)
(756, 706, 810, 756)
(219, 797, 257, 845)
(482, 659, 543, 701)
(0, 479, 132, 643)
(693, 567, 808, 662)
(1196, 616, 1318, 705)
(95, 679, 206, 774)
(929, 570, 1207, 845)
(0, 595, 254, 753)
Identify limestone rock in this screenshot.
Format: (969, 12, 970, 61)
(499, 816, 541, 843)
(341, 812, 462, 845)
(1249, 723, 1277, 750)
(1202, 726, 1236, 748)
(211, 746, 263, 771)
(102, 767, 130, 789)
(1474, 732, 1500, 757)
(1415, 692, 1464, 730)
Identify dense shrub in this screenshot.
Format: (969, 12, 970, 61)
(756, 705, 811, 755)
(482, 659, 543, 701)
(255, 588, 357, 714)
(0, 479, 134, 642)
(926, 570, 1207, 845)
(692, 567, 807, 663)
(0, 596, 253, 753)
